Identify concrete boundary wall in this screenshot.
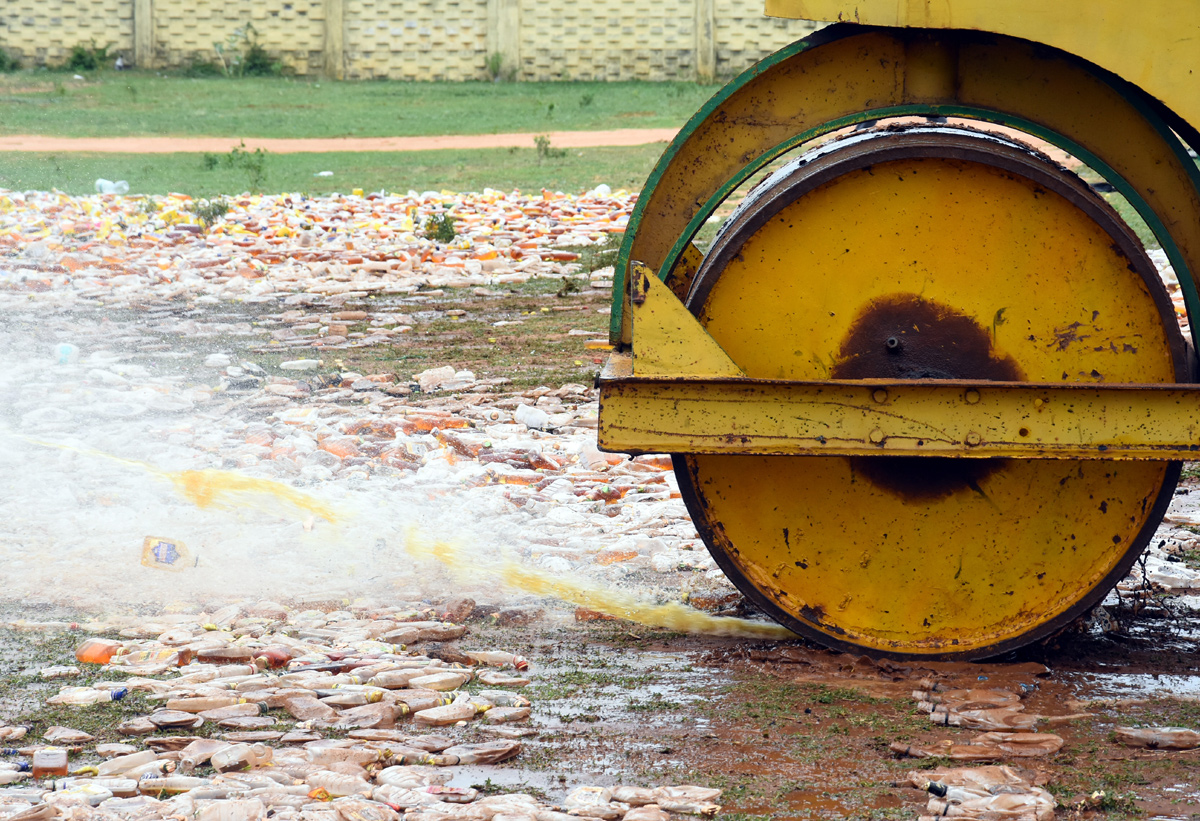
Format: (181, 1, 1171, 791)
(1, 0, 821, 81)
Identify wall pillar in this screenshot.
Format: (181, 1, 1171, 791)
(133, 0, 154, 68)
(486, 0, 521, 79)
(323, 0, 345, 80)
(695, 0, 715, 82)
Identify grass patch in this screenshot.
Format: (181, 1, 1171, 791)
(239, 275, 612, 391)
(0, 144, 664, 197)
(0, 73, 718, 139)
(714, 679, 885, 724)
(1179, 462, 1200, 480)
(626, 692, 682, 711)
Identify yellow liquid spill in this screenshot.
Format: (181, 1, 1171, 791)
(407, 532, 795, 639)
(16, 434, 792, 638)
(17, 436, 337, 523)
(167, 469, 337, 523)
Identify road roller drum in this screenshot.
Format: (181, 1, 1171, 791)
(596, 5, 1200, 658)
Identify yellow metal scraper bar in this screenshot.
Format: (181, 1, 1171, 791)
(598, 262, 1200, 460)
(599, 355, 1200, 459)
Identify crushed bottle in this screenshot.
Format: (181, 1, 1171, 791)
(1113, 726, 1200, 750)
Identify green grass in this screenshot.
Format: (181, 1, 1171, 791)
(0, 144, 665, 197)
(0, 72, 718, 138)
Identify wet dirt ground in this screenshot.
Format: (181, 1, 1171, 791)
(0, 596, 1198, 820)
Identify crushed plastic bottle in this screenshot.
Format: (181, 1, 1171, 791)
(907, 765, 1034, 793)
(52, 342, 80, 365)
(651, 786, 723, 815)
(31, 748, 68, 778)
(915, 689, 1022, 710)
(140, 537, 193, 572)
(178, 741, 230, 775)
(136, 775, 211, 794)
(37, 666, 80, 680)
(1114, 726, 1200, 750)
(94, 179, 130, 195)
(463, 651, 530, 671)
(514, 404, 551, 430)
(46, 687, 128, 706)
(891, 732, 1064, 761)
(928, 706, 1041, 731)
(911, 765, 1056, 821)
(305, 769, 373, 798)
(112, 647, 192, 667)
(210, 743, 273, 772)
(74, 639, 124, 665)
(926, 790, 1055, 820)
(413, 700, 476, 727)
(437, 740, 521, 765)
(96, 750, 157, 777)
(477, 690, 531, 708)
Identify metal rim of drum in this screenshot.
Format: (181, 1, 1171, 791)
(673, 128, 1187, 659)
(688, 127, 1185, 333)
(611, 26, 1200, 349)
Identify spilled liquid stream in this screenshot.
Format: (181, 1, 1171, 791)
(19, 435, 339, 524)
(407, 533, 794, 639)
(18, 435, 794, 639)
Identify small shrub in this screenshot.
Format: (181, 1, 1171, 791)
(556, 276, 582, 297)
(227, 143, 268, 191)
(579, 93, 594, 108)
(214, 23, 280, 78)
(534, 135, 568, 163)
(486, 52, 516, 82)
(422, 213, 457, 244)
(192, 197, 230, 230)
(201, 142, 268, 191)
(0, 48, 19, 73)
(576, 232, 621, 272)
(66, 40, 109, 72)
(183, 57, 222, 78)
(242, 42, 279, 77)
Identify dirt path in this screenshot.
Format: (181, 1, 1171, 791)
(0, 127, 678, 154)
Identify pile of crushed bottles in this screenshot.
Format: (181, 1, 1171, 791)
(0, 602, 722, 819)
(0, 186, 631, 303)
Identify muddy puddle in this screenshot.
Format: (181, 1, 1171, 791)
(454, 615, 1200, 819)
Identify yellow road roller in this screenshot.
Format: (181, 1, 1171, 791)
(596, 1, 1200, 659)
